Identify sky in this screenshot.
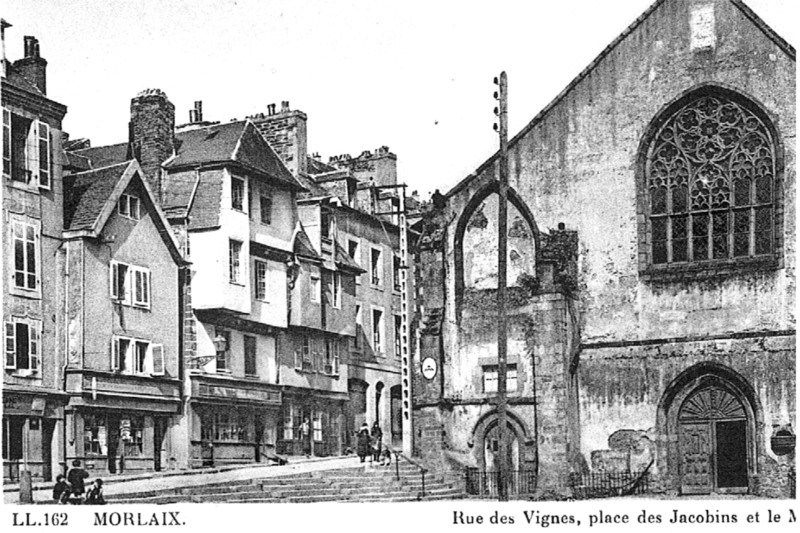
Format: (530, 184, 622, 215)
(3, 0, 796, 198)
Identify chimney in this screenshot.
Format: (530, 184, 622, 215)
(248, 101, 308, 176)
(1, 19, 11, 79)
(189, 100, 203, 123)
(129, 88, 175, 205)
(12, 35, 47, 94)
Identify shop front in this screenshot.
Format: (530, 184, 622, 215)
(64, 370, 182, 476)
(187, 373, 282, 468)
(2, 390, 66, 482)
(278, 389, 347, 457)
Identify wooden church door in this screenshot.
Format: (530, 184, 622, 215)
(678, 386, 748, 494)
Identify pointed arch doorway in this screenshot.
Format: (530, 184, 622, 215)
(678, 386, 749, 494)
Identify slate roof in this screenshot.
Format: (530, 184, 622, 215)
(73, 142, 129, 170)
(166, 121, 303, 190)
(334, 240, 364, 273)
(295, 172, 330, 198)
(293, 225, 321, 261)
(64, 161, 132, 231)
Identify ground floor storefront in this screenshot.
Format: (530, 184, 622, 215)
(2, 390, 66, 483)
(183, 372, 282, 468)
(63, 370, 183, 476)
(277, 389, 347, 457)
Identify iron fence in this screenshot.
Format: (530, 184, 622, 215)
(790, 467, 796, 499)
(568, 469, 651, 499)
(465, 469, 537, 498)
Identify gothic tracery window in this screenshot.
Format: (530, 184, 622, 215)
(646, 92, 776, 266)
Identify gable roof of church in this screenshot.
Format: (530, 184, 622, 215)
(446, 0, 794, 199)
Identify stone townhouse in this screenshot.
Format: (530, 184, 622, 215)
(2, 30, 68, 483)
(413, 0, 795, 497)
(249, 107, 413, 452)
(59, 158, 186, 475)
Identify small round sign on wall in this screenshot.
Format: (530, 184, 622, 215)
(421, 357, 438, 380)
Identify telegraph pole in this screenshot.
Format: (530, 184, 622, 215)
(493, 72, 510, 501)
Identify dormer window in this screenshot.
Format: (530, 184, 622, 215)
(118, 194, 141, 220)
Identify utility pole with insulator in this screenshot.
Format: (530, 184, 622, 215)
(493, 71, 510, 501)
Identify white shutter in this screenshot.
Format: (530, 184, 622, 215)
(110, 262, 119, 300)
(4, 322, 16, 369)
(2, 108, 10, 177)
(151, 344, 165, 376)
(26, 119, 38, 183)
(112, 337, 120, 371)
(38, 121, 50, 189)
(29, 323, 40, 371)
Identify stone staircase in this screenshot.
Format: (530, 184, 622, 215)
(110, 459, 465, 503)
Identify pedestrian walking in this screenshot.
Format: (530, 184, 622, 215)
(66, 459, 89, 503)
(371, 421, 383, 463)
(356, 422, 371, 463)
(52, 474, 71, 504)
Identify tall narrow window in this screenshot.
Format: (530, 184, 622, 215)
(231, 176, 245, 211)
(12, 220, 39, 291)
(229, 240, 242, 284)
(310, 273, 321, 303)
(348, 239, 361, 285)
(255, 260, 268, 301)
(260, 194, 273, 225)
(393, 254, 402, 292)
(394, 315, 402, 359)
(372, 308, 384, 354)
(645, 90, 777, 267)
(370, 247, 383, 287)
(331, 272, 342, 309)
(353, 304, 363, 351)
(244, 335, 257, 376)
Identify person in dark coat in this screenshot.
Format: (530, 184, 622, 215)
(356, 423, 371, 463)
(85, 479, 105, 505)
(52, 475, 71, 504)
(371, 421, 383, 463)
(67, 460, 89, 501)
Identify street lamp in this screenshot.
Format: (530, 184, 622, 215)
(186, 334, 228, 369)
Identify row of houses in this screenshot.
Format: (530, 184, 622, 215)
(2, 24, 413, 481)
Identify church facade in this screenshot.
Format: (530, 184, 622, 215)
(412, 0, 795, 497)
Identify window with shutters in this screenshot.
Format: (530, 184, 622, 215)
(640, 87, 781, 277)
(110, 261, 150, 309)
(112, 336, 164, 376)
(301, 337, 313, 372)
(2, 109, 50, 189)
(347, 238, 361, 285)
(10, 218, 40, 295)
(324, 338, 339, 375)
(215, 329, 231, 372)
(331, 271, 342, 309)
(370, 247, 383, 287)
(4, 319, 41, 375)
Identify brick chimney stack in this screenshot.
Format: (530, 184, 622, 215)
(129, 88, 175, 205)
(189, 100, 203, 123)
(13, 35, 47, 94)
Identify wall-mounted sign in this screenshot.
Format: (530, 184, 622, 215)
(421, 357, 438, 380)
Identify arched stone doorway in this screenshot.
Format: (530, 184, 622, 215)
(471, 410, 537, 495)
(659, 363, 760, 495)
